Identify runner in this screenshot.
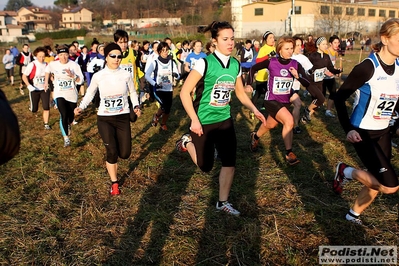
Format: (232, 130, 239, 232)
(145, 41, 179, 131)
(74, 43, 141, 196)
(22, 46, 51, 130)
(333, 18, 399, 225)
(247, 36, 310, 165)
(301, 37, 342, 124)
(239, 39, 255, 85)
(16, 44, 34, 95)
(2, 49, 14, 86)
(176, 21, 266, 216)
(44, 45, 84, 147)
(322, 35, 341, 118)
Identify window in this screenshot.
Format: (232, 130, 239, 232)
(0, 21, 2, 26)
(294, 6, 301, 14)
(321, 5, 329, 15)
(254, 8, 263, 16)
(70, 16, 72, 20)
(379, 9, 386, 17)
(357, 8, 365, 16)
(346, 7, 354, 15)
(334, 6, 342, 15)
(63, 17, 66, 21)
(70, 23, 72, 27)
(389, 10, 395, 17)
(368, 9, 375, 16)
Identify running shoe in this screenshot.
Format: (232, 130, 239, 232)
(333, 162, 350, 194)
(293, 126, 301, 134)
(300, 117, 308, 125)
(44, 124, 51, 130)
(250, 131, 259, 152)
(110, 183, 121, 196)
(160, 124, 168, 131)
(72, 120, 78, 125)
(304, 108, 312, 122)
(216, 201, 240, 216)
(286, 151, 300, 165)
(20, 88, 25, 95)
(175, 133, 192, 152)
(346, 215, 363, 225)
(249, 112, 255, 120)
(64, 138, 71, 147)
(325, 110, 336, 118)
(151, 114, 159, 127)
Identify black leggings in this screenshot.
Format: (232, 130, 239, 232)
(97, 114, 131, 164)
(307, 81, 325, 108)
(251, 81, 268, 107)
(354, 127, 398, 188)
(154, 91, 173, 114)
(55, 97, 76, 137)
(322, 78, 337, 101)
(29, 90, 50, 112)
(191, 118, 236, 172)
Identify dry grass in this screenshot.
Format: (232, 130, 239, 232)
(0, 49, 398, 266)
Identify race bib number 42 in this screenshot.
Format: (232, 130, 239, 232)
(373, 93, 399, 120)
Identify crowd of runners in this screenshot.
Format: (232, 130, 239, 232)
(2, 18, 399, 224)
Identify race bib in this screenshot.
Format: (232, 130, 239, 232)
(210, 82, 234, 107)
(373, 93, 399, 120)
(57, 78, 74, 91)
(314, 68, 326, 82)
(34, 77, 45, 88)
(104, 94, 124, 113)
(121, 64, 133, 77)
(272, 77, 293, 95)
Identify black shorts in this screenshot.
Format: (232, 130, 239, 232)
(263, 100, 291, 119)
(29, 90, 50, 112)
(5, 68, 14, 78)
(154, 90, 173, 114)
(354, 127, 398, 188)
(191, 118, 236, 173)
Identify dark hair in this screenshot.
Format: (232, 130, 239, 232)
(293, 36, 303, 45)
(23, 43, 29, 48)
(72, 40, 79, 45)
(202, 21, 234, 39)
(33, 46, 47, 57)
(164, 37, 172, 42)
(44, 45, 52, 52)
(143, 40, 150, 46)
(245, 39, 252, 44)
(157, 41, 170, 53)
(182, 40, 190, 46)
(205, 41, 215, 52)
(113, 29, 129, 42)
(329, 35, 340, 43)
(91, 38, 99, 46)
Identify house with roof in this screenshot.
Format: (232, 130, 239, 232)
(60, 7, 93, 30)
(0, 11, 24, 42)
(17, 7, 53, 32)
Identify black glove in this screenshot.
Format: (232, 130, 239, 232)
(172, 73, 179, 78)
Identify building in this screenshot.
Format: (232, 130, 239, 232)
(237, 0, 399, 38)
(17, 7, 53, 32)
(60, 7, 93, 30)
(0, 11, 24, 42)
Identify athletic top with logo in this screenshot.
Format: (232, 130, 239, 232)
(45, 60, 84, 103)
(185, 52, 207, 70)
(145, 58, 179, 92)
(192, 50, 240, 125)
(350, 53, 399, 130)
(264, 57, 298, 103)
(255, 44, 275, 82)
(24, 60, 47, 90)
(79, 66, 139, 116)
(120, 48, 138, 89)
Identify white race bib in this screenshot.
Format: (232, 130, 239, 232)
(373, 93, 399, 120)
(104, 94, 124, 113)
(210, 82, 234, 107)
(57, 78, 74, 91)
(34, 77, 45, 88)
(314, 68, 326, 82)
(121, 64, 133, 77)
(272, 77, 293, 95)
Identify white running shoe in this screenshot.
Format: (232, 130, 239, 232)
(216, 201, 240, 216)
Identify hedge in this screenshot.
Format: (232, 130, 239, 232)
(35, 29, 88, 40)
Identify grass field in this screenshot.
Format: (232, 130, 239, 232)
(0, 48, 398, 265)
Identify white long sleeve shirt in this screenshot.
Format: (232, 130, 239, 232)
(45, 60, 84, 103)
(79, 66, 139, 116)
(23, 60, 47, 90)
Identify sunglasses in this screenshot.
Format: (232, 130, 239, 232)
(109, 54, 123, 59)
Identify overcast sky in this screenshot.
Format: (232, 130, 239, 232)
(1, 0, 54, 10)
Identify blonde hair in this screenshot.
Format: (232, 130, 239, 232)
(276, 36, 295, 55)
(372, 18, 399, 52)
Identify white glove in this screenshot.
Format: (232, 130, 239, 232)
(28, 85, 36, 92)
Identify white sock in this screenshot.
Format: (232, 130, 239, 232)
(346, 209, 360, 221)
(343, 167, 354, 180)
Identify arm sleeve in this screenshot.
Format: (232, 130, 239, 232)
(335, 60, 374, 133)
(145, 61, 156, 86)
(79, 72, 99, 110)
(247, 59, 270, 86)
(297, 63, 310, 88)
